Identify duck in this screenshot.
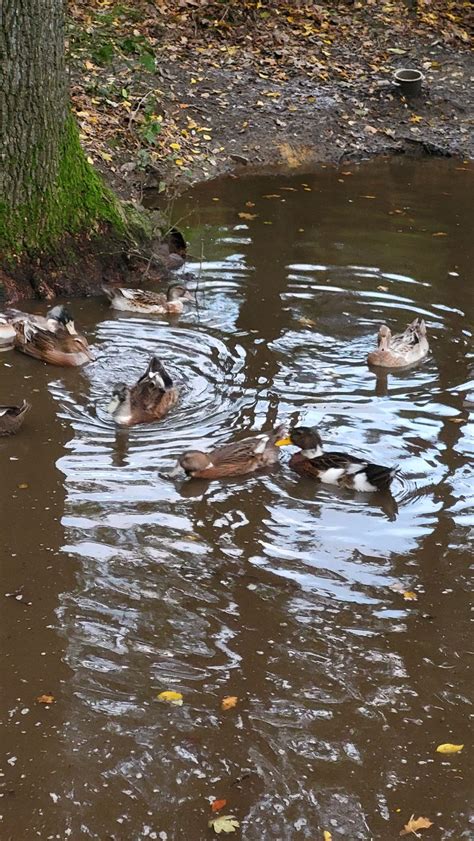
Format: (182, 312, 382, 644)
(171, 424, 287, 480)
(276, 426, 396, 492)
(0, 316, 16, 350)
(367, 317, 429, 368)
(0, 400, 30, 436)
(7, 305, 92, 367)
(103, 283, 191, 315)
(107, 356, 179, 426)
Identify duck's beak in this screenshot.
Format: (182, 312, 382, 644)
(275, 436, 292, 447)
(66, 320, 77, 335)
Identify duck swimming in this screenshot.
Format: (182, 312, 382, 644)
(0, 400, 30, 436)
(172, 424, 287, 480)
(276, 426, 396, 492)
(107, 357, 178, 426)
(103, 283, 191, 315)
(7, 306, 92, 367)
(0, 316, 16, 350)
(367, 317, 429, 368)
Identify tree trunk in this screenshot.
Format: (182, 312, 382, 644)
(0, 0, 123, 258)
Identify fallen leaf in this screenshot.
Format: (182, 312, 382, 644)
(410, 115, 423, 124)
(262, 194, 281, 198)
(245, 201, 256, 207)
(221, 695, 238, 711)
(448, 418, 463, 424)
(323, 833, 332, 841)
(377, 285, 389, 292)
(208, 815, 240, 834)
(403, 591, 418, 601)
(298, 316, 317, 327)
(17, 483, 29, 489)
(211, 799, 227, 813)
(436, 743, 463, 754)
(157, 690, 183, 706)
(400, 815, 433, 836)
(432, 232, 447, 237)
(238, 212, 257, 220)
(360, 195, 376, 199)
(37, 693, 55, 704)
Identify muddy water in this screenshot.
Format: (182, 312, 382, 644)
(1, 158, 473, 840)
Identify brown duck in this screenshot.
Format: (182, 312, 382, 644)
(107, 357, 179, 426)
(8, 305, 92, 367)
(172, 424, 287, 480)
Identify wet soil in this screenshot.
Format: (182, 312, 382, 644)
(1, 158, 472, 840)
(68, 1, 474, 203)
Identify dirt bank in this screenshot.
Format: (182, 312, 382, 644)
(69, 0, 473, 203)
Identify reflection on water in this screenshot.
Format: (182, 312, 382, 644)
(1, 158, 473, 840)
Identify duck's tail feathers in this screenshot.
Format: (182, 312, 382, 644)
(365, 463, 397, 492)
(145, 356, 174, 389)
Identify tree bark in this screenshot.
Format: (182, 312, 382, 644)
(0, 0, 123, 256)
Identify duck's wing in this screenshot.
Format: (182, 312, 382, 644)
(212, 425, 286, 467)
(120, 288, 167, 306)
(303, 451, 395, 491)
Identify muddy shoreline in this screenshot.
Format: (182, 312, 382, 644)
(2, 1, 472, 304)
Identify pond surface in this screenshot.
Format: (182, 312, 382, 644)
(1, 158, 473, 840)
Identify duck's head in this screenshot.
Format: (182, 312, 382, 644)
(276, 426, 323, 457)
(167, 284, 192, 302)
(178, 451, 213, 475)
(377, 324, 391, 352)
(107, 383, 129, 415)
(47, 305, 77, 335)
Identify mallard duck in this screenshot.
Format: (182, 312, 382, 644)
(0, 316, 16, 350)
(107, 357, 178, 426)
(103, 283, 191, 315)
(276, 426, 396, 492)
(9, 306, 92, 367)
(171, 424, 287, 480)
(0, 400, 30, 436)
(367, 317, 429, 368)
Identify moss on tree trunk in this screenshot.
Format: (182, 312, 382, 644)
(0, 115, 125, 255)
(0, 0, 125, 258)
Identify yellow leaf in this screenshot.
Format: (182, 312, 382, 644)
(432, 231, 447, 237)
(157, 690, 183, 706)
(17, 483, 29, 489)
(403, 591, 418, 601)
(410, 115, 423, 124)
(208, 815, 240, 834)
(436, 743, 463, 754)
(87, 156, 94, 165)
(238, 212, 257, 220)
(37, 693, 55, 704)
(203, 134, 212, 140)
(98, 151, 112, 162)
(221, 695, 238, 711)
(170, 143, 181, 151)
(175, 159, 185, 167)
(323, 833, 332, 841)
(400, 815, 433, 836)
